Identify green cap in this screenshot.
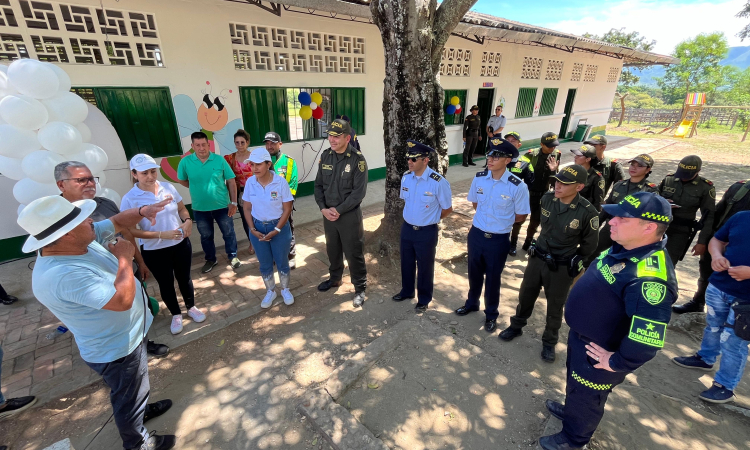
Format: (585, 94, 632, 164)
(571, 144, 597, 159)
(552, 164, 588, 185)
(584, 135, 608, 146)
(541, 132, 559, 147)
(326, 119, 351, 137)
(674, 155, 701, 179)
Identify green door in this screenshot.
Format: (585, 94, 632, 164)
(238, 87, 290, 146)
(91, 87, 182, 159)
(559, 89, 577, 138)
(476, 88, 494, 155)
(331, 88, 365, 135)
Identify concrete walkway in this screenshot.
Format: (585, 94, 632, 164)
(0, 135, 650, 405)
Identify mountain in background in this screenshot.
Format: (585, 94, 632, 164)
(635, 45, 750, 85)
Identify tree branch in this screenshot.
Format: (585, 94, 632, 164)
(431, 0, 478, 64)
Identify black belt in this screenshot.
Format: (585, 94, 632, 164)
(671, 217, 698, 227)
(473, 226, 508, 239)
(405, 222, 437, 231)
(534, 246, 573, 263)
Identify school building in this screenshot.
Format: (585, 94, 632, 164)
(0, 0, 677, 261)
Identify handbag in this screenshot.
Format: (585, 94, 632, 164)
(731, 301, 750, 341)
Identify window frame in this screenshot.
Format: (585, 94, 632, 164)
(539, 88, 558, 117)
(515, 87, 537, 119)
(443, 89, 467, 126)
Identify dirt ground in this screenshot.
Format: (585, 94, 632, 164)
(3, 132, 750, 450)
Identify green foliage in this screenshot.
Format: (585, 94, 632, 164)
(738, 1, 750, 41)
(657, 32, 730, 104)
(583, 28, 655, 86)
(702, 117, 719, 129)
(612, 85, 676, 109)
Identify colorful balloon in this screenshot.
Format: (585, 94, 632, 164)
(299, 106, 313, 120)
(446, 105, 457, 115)
(309, 102, 318, 110)
(298, 92, 312, 106)
(312, 107, 324, 120)
(310, 92, 323, 105)
(450, 96, 460, 106)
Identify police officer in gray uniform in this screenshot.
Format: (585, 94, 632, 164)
(455, 138, 530, 332)
(392, 141, 453, 311)
(314, 119, 369, 307)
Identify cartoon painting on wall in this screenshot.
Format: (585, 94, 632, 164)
(160, 81, 242, 181)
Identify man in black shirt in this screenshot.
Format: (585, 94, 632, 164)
(520, 132, 561, 252)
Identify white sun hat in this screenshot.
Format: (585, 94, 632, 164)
(18, 195, 97, 253)
(129, 153, 160, 172)
(245, 148, 272, 164)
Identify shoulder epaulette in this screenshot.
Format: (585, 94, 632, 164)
(704, 179, 713, 186)
(429, 172, 442, 182)
(402, 170, 410, 176)
(476, 170, 488, 177)
(508, 174, 521, 186)
(648, 183, 657, 188)
(595, 170, 603, 177)
(355, 150, 362, 155)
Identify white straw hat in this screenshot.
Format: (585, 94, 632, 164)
(18, 196, 97, 252)
(245, 148, 272, 164)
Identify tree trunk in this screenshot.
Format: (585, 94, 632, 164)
(616, 93, 628, 127)
(371, 0, 477, 256)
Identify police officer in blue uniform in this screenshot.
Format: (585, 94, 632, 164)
(539, 191, 678, 450)
(392, 141, 453, 311)
(504, 131, 534, 256)
(454, 138, 530, 332)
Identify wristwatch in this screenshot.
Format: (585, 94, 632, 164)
(230, 201, 237, 206)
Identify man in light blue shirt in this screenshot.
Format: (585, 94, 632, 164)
(392, 140, 453, 311)
(455, 138, 530, 333)
(18, 195, 176, 450)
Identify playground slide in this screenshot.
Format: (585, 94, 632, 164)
(674, 120, 693, 138)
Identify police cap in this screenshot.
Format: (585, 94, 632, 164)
(487, 138, 518, 159)
(504, 131, 522, 143)
(406, 140, 434, 158)
(602, 191, 672, 224)
(628, 153, 654, 168)
(552, 164, 588, 185)
(326, 119, 352, 137)
(584, 135, 608, 146)
(541, 132, 559, 147)
(571, 144, 597, 159)
(674, 155, 702, 179)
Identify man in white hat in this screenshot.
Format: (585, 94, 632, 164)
(18, 195, 176, 450)
(54, 160, 169, 358)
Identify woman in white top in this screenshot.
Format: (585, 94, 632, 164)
(121, 154, 206, 335)
(241, 148, 294, 308)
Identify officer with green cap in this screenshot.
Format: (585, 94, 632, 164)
(584, 135, 625, 196)
(584, 153, 658, 268)
(570, 144, 605, 211)
(505, 132, 534, 256)
(673, 178, 750, 313)
(657, 155, 715, 266)
(499, 164, 599, 363)
(539, 191, 678, 450)
(314, 119, 369, 307)
(521, 132, 561, 252)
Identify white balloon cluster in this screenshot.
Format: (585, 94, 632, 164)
(0, 59, 117, 214)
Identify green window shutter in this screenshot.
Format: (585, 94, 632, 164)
(539, 88, 558, 116)
(239, 87, 289, 146)
(331, 88, 365, 136)
(443, 89, 467, 125)
(91, 87, 181, 159)
(515, 88, 537, 119)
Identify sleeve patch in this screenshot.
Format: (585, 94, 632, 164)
(628, 315, 667, 348)
(636, 251, 667, 281)
(430, 172, 442, 182)
(642, 282, 667, 305)
(358, 161, 366, 172)
(590, 216, 599, 230)
(508, 174, 521, 186)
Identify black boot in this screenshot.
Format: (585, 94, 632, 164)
(522, 239, 532, 252)
(672, 300, 705, 314)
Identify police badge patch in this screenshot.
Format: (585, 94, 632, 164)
(345, 164, 351, 173)
(610, 262, 626, 274)
(642, 282, 667, 305)
(569, 219, 579, 229)
(358, 161, 366, 172)
(590, 216, 599, 230)
(598, 179, 605, 190)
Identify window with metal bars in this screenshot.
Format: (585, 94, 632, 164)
(286, 88, 332, 141)
(539, 88, 558, 116)
(515, 87, 537, 119)
(443, 89, 467, 125)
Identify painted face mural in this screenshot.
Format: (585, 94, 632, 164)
(160, 81, 242, 182)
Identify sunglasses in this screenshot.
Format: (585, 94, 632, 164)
(408, 157, 425, 162)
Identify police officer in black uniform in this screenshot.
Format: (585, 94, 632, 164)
(504, 131, 534, 256)
(585, 135, 625, 197)
(462, 105, 481, 167)
(539, 192, 678, 450)
(521, 132, 561, 252)
(314, 119, 369, 307)
(570, 144, 605, 212)
(673, 179, 750, 313)
(392, 141, 453, 312)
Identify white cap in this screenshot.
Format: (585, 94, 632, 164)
(129, 154, 160, 172)
(245, 148, 272, 164)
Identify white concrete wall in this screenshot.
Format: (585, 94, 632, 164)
(0, 0, 621, 243)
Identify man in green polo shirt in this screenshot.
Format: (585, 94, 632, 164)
(177, 131, 241, 273)
(264, 131, 299, 268)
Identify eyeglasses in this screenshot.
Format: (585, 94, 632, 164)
(61, 176, 99, 185)
(487, 155, 506, 161)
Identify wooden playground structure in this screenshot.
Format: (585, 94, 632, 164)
(659, 92, 750, 141)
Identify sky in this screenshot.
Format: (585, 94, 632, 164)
(472, 0, 748, 55)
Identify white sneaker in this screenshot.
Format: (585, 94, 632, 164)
(170, 315, 183, 334)
(187, 306, 206, 323)
(261, 290, 277, 309)
(281, 288, 294, 305)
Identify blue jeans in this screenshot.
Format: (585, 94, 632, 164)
(86, 338, 150, 449)
(697, 283, 750, 390)
(248, 217, 292, 279)
(194, 208, 238, 262)
(0, 346, 5, 404)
